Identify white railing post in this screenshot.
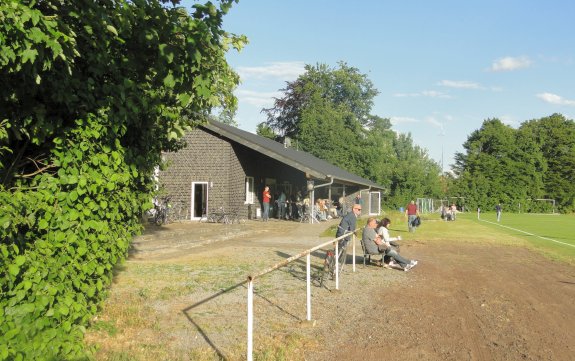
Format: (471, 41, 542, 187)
(306, 253, 311, 321)
(335, 241, 339, 290)
(243, 231, 353, 355)
(247, 277, 253, 361)
(352, 233, 356, 272)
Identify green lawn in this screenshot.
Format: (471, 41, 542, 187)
(379, 210, 575, 265)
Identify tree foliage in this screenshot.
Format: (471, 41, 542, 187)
(0, 0, 244, 359)
(262, 62, 441, 207)
(451, 115, 574, 212)
(520, 114, 575, 212)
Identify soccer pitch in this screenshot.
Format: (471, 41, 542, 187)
(464, 212, 575, 262)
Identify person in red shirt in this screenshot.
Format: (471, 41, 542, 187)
(262, 186, 271, 221)
(405, 200, 419, 232)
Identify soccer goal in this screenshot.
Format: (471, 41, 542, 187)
(533, 198, 556, 214)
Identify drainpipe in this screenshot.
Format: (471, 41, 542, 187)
(309, 176, 334, 224)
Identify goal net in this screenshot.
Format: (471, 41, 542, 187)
(521, 198, 556, 214)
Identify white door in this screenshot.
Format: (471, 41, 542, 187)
(369, 191, 381, 215)
(191, 182, 209, 220)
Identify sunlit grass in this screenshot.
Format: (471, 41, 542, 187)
(87, 211, 574, 360)
(323, 210, 574, 265)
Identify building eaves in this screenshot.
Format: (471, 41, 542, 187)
(202, 120, 384, 190)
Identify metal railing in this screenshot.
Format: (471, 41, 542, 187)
(245, 231, 357, 361)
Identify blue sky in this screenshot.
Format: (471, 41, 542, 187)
(184, 0, 575, 171)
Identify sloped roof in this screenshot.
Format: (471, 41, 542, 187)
(202, 120, 384, 190)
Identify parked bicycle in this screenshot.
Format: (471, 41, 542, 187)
(153, 196, 171, 226)
(200, 207, 229, 224)
(168, 200, 188, 223)
(228, 210, 246, 224)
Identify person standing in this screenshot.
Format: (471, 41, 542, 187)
(451, 203, 457, 221)
(262, 186, 271, 222)
(336, 203, 362, 248)
(405, 200, 419, 232)
(495, 203, 502, 222)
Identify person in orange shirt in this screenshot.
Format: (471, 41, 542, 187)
(262, 186, 271, 222)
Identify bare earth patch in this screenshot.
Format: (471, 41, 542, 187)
(86, 220, 575, 361)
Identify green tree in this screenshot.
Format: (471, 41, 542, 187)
(386, 133, 442, 208)
(263, 61, 442, 208)
(298, 92, 364, 175)
(520, 113, 575, 212)
(256, 122, 278, 140)
(0, 0, 244, 359)
(452, 118, 545, 211)
(263, 62, 378, 139)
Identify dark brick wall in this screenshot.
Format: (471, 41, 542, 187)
(159, 127, 310, 219)
(159, 127, 244, 218)
(158, 126, 376, 220)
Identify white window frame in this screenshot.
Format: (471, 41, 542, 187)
(245, 176, 255, 204)
(368, 191, 381, 215)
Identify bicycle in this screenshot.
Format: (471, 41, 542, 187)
(168, 200, 188, 223)
(153, 196, 171, 226)
(200, 207, 230, 223)
(229, 210, 246, 224)
(315, 239, 349, 288)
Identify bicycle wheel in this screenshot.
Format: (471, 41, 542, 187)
(318, 250, 335, 287)
(168, 203, 182, 223)
(337, 245, 348, 273)
(155, 210, 167, 226)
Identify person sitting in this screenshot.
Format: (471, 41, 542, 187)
(363, 217, 417, 271)
(315, 199, 327, 221)
(376, 217, 402, 265)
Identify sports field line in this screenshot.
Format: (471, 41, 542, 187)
(479, 218, 575, 248)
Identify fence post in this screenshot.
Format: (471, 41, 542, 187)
(352, 233, 356, 272)
(335, 241, 339, 290)
(247, 277, 253, 361)
(306, 253, 311, 321)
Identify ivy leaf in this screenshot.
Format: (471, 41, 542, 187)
(21, 48, 39, 64)
(38, 219, 49, 230)
(106, 24, 118, 37)
(163, 73, 175, 88)
(15, 255, 26, 266)
(8, 264, 20, 276)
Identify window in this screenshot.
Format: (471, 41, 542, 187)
(245, 176, 254, 204)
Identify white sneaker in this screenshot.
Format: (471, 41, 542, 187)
(403, 264, 411, 272)
(411, 260, 418, 266)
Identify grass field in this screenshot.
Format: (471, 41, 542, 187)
(373, 211, 575, 265)
(325, 210, 575, 265)
(90, 213, 574, 360)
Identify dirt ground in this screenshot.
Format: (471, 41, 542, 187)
(90, 218, 575, 361)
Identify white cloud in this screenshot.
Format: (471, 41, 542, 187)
(499, 115, 519, 127)
(236, 89, 283, 108)
(393, 92, 419, 97)
(236, 61, 306, 80)
(489, 56, 532, 72)
(425, 116, 445, 129)
(422, 90, 451, 98)
(438, 80, 481, 89)
(536, 92, 575, 106)
(393, 90, 451, 98)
